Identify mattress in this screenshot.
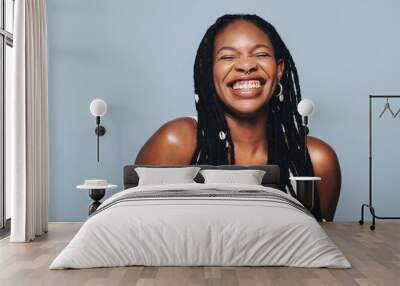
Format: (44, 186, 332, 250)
(50, 183, 350, 269)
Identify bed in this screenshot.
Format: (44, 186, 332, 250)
(50, 165, 350, 269)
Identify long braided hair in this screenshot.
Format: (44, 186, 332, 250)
(190, 14, 321, 220)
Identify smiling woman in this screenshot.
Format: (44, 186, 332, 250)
(135, 14, 342, 221)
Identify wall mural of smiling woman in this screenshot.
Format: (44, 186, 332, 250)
(135, 14, 341, 221)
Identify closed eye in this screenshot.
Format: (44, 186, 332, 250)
(219, 55, 235, 60)
(255, 53, 271, 58)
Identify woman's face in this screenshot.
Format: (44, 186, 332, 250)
(213, 20, 284, 117)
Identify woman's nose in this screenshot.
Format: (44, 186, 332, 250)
(234, 57, 258, 74)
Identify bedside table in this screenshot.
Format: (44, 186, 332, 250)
(289, 176, 321, 210)
(77, 180, 117, 215)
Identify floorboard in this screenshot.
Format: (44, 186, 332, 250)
(0, 222, 399, 286)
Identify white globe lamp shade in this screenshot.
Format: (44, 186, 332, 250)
(90, 99, 107, 117)
(297, 99, 315, 116)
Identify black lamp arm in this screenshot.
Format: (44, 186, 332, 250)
(94, 116, 106, 162)
(303, 116, 309, 175)
(303, 115, 308, 126)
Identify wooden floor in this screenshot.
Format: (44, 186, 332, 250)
(0, 222, 399, 286)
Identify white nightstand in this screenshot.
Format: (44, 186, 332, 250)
(77, 180, 117, 215)
(289, 176, 321, 210)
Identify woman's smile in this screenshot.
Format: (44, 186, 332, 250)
(227, 77, 267, 99)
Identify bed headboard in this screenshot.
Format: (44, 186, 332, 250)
(123, 165, 281, 190)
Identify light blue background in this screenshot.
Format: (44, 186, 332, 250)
(47, 0, 400, 221)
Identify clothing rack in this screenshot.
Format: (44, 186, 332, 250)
(359, 95, 400, 230)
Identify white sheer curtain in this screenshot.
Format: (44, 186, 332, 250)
(8, 0, 48, 242)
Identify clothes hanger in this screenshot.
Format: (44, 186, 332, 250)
(394, 107, 400, 118)
(378, 98, 395, 118)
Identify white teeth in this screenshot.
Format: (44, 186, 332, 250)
(232, 80, 261, 90)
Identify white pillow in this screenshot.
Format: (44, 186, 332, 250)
(200, 169, 266, 185)
(135, 167, 201, 186)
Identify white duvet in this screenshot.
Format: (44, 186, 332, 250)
(50, 183, 351, 269)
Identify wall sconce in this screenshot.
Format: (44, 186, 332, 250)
(89, 99, 107, 162)
(294, 99, 320, 210)
(297, 99, 315, 166)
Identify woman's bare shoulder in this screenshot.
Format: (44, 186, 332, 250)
(307, 136, 341, 221)
(307, 136, 339, 168)
(135, 117, 198, 165)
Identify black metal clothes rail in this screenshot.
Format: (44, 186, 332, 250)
(359, 95, 400, 230)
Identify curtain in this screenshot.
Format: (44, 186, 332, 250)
(8, 0, 48, 242)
